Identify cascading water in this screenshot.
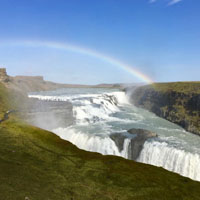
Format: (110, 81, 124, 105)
(29, 88, 200, 181)
(137, 141, 200, 181)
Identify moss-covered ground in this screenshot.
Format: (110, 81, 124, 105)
(151, 82, 200, 94)
(0, 83, 200, 200)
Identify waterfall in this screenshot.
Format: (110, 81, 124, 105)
(29, 88, 200, 182)
(137, 141, 200, 181)
(53, 127, 131, 159)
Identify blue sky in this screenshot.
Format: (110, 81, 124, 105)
(0, 0, 199, 84)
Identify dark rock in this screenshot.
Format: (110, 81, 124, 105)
(110, 128, 157, 160)
(110, 134, 126, 152)
(127, 128, 157, 160)
(0, 68, 10, 83)
(128, 128, 157, 138)
(129, 83, 200, 136)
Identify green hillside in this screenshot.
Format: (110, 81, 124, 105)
(151, 82, 200, 94)
(0, 83, 200, 200)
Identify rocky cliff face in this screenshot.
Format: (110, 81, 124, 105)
(110, 128, 157, 160)
(129, 82, 200, 136)
(0, 68, 10, 83)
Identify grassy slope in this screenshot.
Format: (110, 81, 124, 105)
(0, 83, 200, 200)
(151, 82, 200, 94)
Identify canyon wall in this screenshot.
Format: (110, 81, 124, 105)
(130, 82, 200, 135)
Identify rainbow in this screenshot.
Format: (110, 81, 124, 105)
(2, 40, 153, 84)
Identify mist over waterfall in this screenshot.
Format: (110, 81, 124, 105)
(29, 88, 200, 181)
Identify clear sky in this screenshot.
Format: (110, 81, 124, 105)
(0, 0, 199, 84)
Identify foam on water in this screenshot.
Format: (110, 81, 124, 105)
(29, 91, 129, 124)
(137, 141, 200, 181)
(53, 127, 130, 159)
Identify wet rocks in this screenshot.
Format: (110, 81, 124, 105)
(110, 134, 126, 152)
(127, 128, 157, 160)
(110, 128, 157, 160)
(128, 128, 157, 137)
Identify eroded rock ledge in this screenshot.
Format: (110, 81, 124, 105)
(110, 128, 157, 160)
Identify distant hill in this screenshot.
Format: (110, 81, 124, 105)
(0, 68, 122, 93)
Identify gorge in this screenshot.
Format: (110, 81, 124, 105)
(0, 68, 200, 199)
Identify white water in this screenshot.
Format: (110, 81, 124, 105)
(29, 88, 200, 181)
(138, 141, 200, 181)
(29, 91, 127, 124)
(54, 127, 130, 159)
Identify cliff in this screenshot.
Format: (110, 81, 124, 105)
(0, 68, 10, 82)
(130, 82, 200, 136)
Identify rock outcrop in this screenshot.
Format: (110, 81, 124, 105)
(110, 128, 157, 160)
(0, 68, 10, 83)
(129, 82, 200, 136)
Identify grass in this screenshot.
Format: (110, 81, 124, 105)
(0, 83, 200, 199)
(151, 82, 200, 94)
